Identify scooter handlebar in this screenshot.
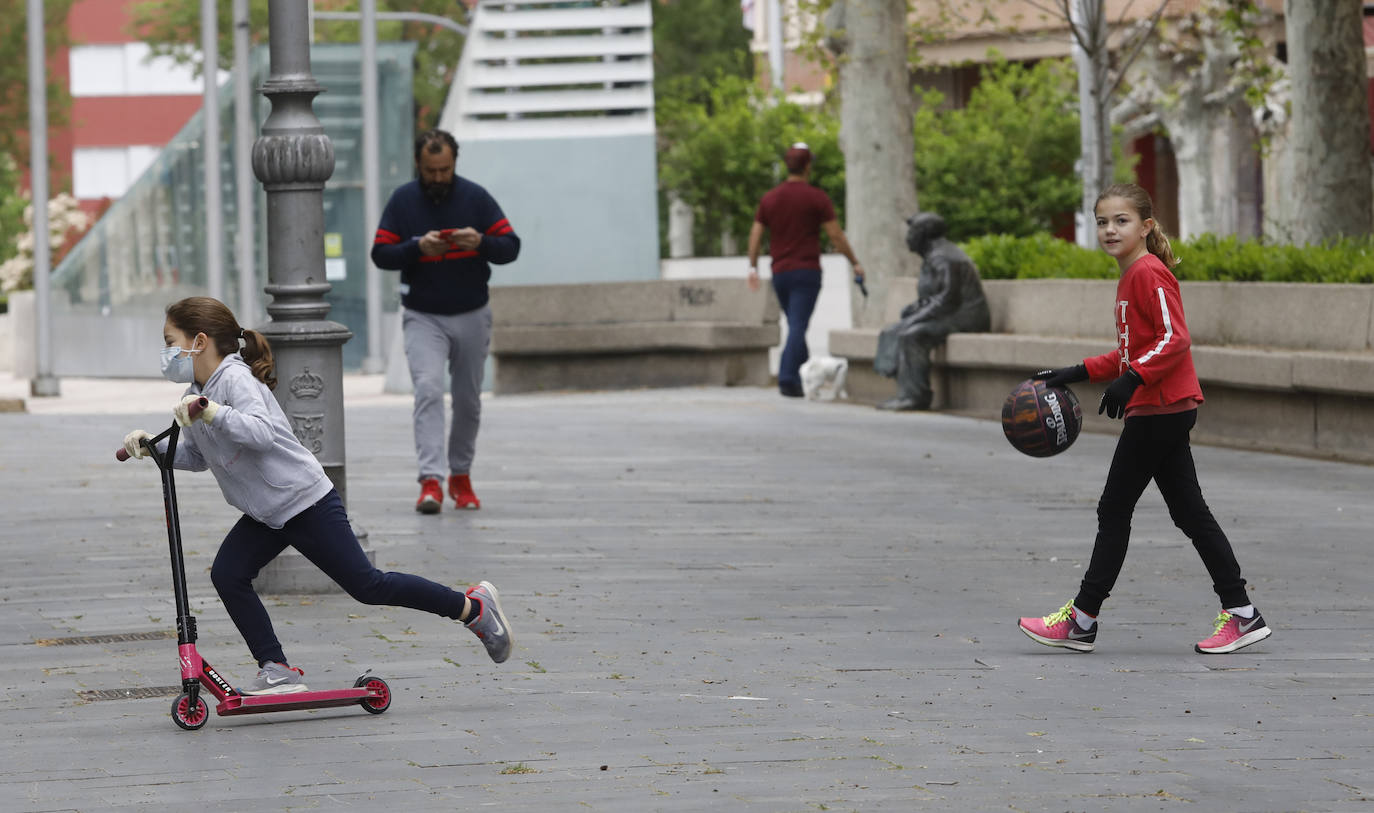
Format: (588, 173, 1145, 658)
(114, 397, 208, 460)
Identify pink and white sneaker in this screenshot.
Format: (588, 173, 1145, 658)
(1195, 610, 1271, 654)
(1018, 600, 1096, 652)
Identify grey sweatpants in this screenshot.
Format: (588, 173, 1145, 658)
(402, 306, 491, 482)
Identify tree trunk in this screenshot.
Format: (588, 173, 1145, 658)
(1072, 0, 1112, 247)
(1163, 98, 1262, 241)
(829, 0, 918, 328)
(1283, 0, 1373, 243)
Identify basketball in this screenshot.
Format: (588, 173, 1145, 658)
(1002, 379, 1083, 458)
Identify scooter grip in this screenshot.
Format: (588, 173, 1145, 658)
(186, 396, 209, 420)
(115, 448, 130, 462)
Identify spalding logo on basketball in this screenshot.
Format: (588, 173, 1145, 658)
(1002, 379, 1083, 458)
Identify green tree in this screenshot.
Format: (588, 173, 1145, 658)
(657, 74, 841, 257)
(912, 58, 1083, 241)
(0, 153, 26, 270)
(653, 0, 754, 102)
(0, 0, 76, 170)
(129, 0, 465, 130)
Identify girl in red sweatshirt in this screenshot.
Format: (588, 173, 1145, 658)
(1017, 184, 1271, 655)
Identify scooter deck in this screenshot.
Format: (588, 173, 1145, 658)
(217, 687, 378, 716)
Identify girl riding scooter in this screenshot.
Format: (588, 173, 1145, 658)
(121, 297, 513, 694)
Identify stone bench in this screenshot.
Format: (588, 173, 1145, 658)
(830, 278, 1374, 463)
(489, 278, 780, 394)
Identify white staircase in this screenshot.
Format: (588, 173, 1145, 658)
(440, 0, 654, 141)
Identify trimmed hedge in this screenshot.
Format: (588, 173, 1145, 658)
(964, 233, 1374, 283)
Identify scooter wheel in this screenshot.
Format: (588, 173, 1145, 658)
(171, 693, 210, 730)
(354, 675, 391, 714)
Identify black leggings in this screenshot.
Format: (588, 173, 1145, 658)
(211, 489, 466, 667)
(1074, 409, 1249, 616)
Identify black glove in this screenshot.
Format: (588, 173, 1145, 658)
(1033, 364, 1088, 390)
(1099, 367, 1144, 419)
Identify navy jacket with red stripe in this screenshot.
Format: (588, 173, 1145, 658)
(371, 176, 520, 315)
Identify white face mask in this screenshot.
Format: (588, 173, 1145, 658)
(160, 344, 202, 383)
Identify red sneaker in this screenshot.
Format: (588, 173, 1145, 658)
(449, 474, 481, 510)
(416, 478, 443, 514)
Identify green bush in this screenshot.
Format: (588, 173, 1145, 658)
(964, 232, 1374, 283)
(914, 59, 1082, 242)
(964, 233, 1117, 279)
(1172, 235, 1374, 283)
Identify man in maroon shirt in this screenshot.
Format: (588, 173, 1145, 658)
(747, 143, 864, 397)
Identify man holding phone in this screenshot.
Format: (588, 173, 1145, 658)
(372, 129, 521, 514)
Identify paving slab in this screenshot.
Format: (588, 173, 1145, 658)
(0, 381, 1371, 812)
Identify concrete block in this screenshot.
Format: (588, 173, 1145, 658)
(944, 333, 1104, 370)
(1192, 345, 1294, 391)
(490, 278, 779, 330)
(493, 323, 778, 355)
(1291, 350, 1374, 396)
(10, 290, 34, 379)
(840, 363, 892, 405)
(827, 328, 881, 360)
(1315, 394, 1374, 461)
(1186, 282, 1373, 351)
(667, 279, 779, 324)
(983, 279, 1117, 338)
(1191, 383, 1319, 457)
(0, 312, 11, 373)
(491, 281, 674, 327)
(492, 349, 770, 394)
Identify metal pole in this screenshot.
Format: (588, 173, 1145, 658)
(360, 0, 383, 373)
(202, 0, 224, 298)
(252, 0, 352, 504)
(252, 0, 365, 594)
(26, 0, 58, 397)
(767, 0, 784, 92)
(233, 0, 255, 322)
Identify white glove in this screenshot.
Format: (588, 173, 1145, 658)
(123, 429, 153, 460)
(173, 394, 221, 427)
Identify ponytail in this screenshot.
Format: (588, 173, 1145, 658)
(240, 328, 277, 391)
(1145, 222, 1178, 269)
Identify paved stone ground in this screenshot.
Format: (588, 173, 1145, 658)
(1, 382, 1371, 812)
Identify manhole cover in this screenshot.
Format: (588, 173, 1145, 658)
(34, 630, 174, 646)
(77, 686, 184, 702)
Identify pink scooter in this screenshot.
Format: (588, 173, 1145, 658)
(118, 397, 391, 730)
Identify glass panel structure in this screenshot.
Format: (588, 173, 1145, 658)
(50, 43, 416, 375)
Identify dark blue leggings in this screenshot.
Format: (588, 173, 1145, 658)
(210, 489, 466, 666)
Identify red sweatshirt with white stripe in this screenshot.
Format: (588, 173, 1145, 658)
(1082, 253, 1203, 411)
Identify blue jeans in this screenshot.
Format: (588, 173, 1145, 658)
(771, 269, 822, 389)
(210, 490, 467, 666)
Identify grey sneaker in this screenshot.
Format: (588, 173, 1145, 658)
(242, 662, 309, 695)
(465, 581, 513, 663)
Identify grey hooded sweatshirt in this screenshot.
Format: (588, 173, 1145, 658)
(170, 354, 332, 529)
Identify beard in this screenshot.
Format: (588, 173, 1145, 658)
(421, 178, 452, 205)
